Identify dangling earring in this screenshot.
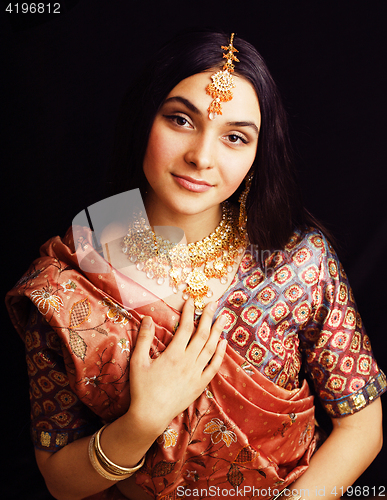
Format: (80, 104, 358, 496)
(238, 171, 253, 235)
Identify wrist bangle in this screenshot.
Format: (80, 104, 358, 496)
(88, 425, 146, 481)
(272, 488, 303, 500)
(272, 490, 287, 500)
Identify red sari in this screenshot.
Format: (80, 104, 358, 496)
(4, 226, 333, 499)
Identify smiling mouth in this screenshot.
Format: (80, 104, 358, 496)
(172, 174, 213, 193)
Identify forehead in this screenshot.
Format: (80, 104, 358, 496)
(164, 71, 261, 122)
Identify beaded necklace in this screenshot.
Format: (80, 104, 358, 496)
(121, 203, 247, 312)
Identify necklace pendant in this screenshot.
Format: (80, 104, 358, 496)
(186, 269, 208, 291)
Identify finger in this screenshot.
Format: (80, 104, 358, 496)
(195, 313, 227, 365)
(186, 301, 218, 354)
(169, 298, 196, 348)
(201, 338, 227, 384)
(131, 316, 155, 361)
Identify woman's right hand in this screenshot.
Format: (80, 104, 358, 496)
(125, 299, 227, 439)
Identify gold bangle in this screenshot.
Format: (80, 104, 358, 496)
(272, 489, 302, 500)
(88, 425, 146, 481)
(88, 432, 127, 481)
(272, 490, 287, 500)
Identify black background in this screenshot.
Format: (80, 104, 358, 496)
(1, 1, 386, 498)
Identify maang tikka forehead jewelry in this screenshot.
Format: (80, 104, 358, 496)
(206, 33, 239, 120)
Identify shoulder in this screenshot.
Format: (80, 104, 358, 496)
(282, 227, 338, 266)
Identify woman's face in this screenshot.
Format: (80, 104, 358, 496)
(142, 70, 261, 224)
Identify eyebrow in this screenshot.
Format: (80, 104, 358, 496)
(226, 121, 260, 135)
(163, 96, 202, 115)
(163, 96, 260, 135)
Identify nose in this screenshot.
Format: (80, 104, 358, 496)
(184, 133, 214, 170)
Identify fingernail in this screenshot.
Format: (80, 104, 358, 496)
(142, 316, 152, 328)
(210, 302, 217, 312)
(219, 315, 227, 327)
(220, 339, 228, 351)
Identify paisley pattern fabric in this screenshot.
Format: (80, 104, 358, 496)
(6, 226, 386, 500)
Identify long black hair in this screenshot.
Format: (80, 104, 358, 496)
(109, 29, 328, 250)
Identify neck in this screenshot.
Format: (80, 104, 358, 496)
(144, 200, 223, 244)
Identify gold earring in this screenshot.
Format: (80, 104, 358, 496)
(238, 172, 253, 234)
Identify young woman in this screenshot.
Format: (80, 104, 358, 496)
(6, 31, 385, 500)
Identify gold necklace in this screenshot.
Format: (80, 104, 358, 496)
(121, 203, 247, 312)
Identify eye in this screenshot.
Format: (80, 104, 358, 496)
(226, 133, 248, 145)
(164, 114, 192, 128)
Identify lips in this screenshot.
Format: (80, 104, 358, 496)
(172, 174, 214, 193)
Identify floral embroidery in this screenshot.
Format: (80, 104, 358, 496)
(264, 359, 282, 379)
(231, 326, 250, 347)
(55, 389, 77, 409)
(299, 264, 319, 286)
(103, 300, 130, 325)
(328, 258, 339, 279)
(227, 289, 249, 307)
(118, 338, 130, 353)
(293, 300, 312, 324)
(157, 427, 179, 449)
(340, 356, 354, 373)
(326, 374, 347, 393)
(241, 361, 255, 376)
(319, 350, 339, 371)
(331, 331, 350, 350)
(299, 421, 313, 445)
(256, 286, 277, 305)
(84, 376, 97, 387)
(186, 470, 199, 482)
(327, 308, 342, 328)
(203, 418, 237, 447)
(243, 270, 264, 290)
(349, 378, 365, 392)
(270, 301, 290, 323)
(246, 341, 265, 367)
(61, 280, 77, 292)
(343, 308, 356, 329)
(284, 284, 304, 303)
(241, 305, 262, 326)
(292, 247, 312, 266)
(273, 265, 294, 286)
(357, 355, 372, 375)
(257, 321, 271, 342)
(31, 285, 64, 315)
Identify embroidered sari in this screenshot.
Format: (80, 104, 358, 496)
(6, 225, 385, 499)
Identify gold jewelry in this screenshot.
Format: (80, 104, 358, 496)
(271, 490, 287, 500)
(238, 172, 253, 232)
(88, 425, 146, 481)
(122, 203, 247, 313)
(206, 33, 239, 120)
(271, 488, 304, 500)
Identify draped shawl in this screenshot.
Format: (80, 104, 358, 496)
(6, 227, 319, 499)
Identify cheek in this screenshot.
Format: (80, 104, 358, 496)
(221, 152, 255, 191)
(143, 127, 180, 178)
